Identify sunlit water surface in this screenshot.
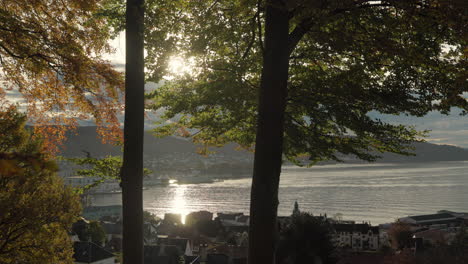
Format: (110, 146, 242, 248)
(92, 161, 468, 224)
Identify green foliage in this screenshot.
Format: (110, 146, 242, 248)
(143, 210, 161, 225)
(88, 221, 107, 246)
(75, 220, 107, 245)
(277, 212, 336, 264)
(0, 106, 81, 264)
(0, 106, 29, 153)
(68, 155, 123, 178)
(142, 0, 466, 164)
(451, 224, 468, 255)
(64, 155, 152, 193)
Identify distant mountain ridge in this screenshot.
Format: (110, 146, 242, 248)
(54, 126, 468, 177)
(371, 142, 468, 163)
(56, 126, 253, 177)
(58, 126, 468, 160)
(58, 126, 250, 158)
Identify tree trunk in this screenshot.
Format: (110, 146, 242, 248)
(248, 1, 289, 264)
(122, 0, 145, 263)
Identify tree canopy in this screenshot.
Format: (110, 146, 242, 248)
(0, 0, 124, 153)
(0, 106, 81, 264)
(145, 0, 467, 163)
(277, 212, 336, 264)
(99, 1, 467, 263)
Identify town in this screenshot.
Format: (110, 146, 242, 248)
(2, 1, 467, 263)
(71, 203, 468, 264)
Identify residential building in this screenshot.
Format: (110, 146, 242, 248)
(144, 245, 180, 264)
(164, 213, 182, 225)
(73, 241, 115, 264)
(398, 212, 461, 227)
(186, 211, 213, 226)
(217, 213, 249, 227)
(157, 237, 194, 256)
(332, 223, 380, 251)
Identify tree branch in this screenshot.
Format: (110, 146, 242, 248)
(287, 1, 406, 55)
(242, 11, 259, 60)
(256, 0, 264, 54)
(287, 18, 313, 55)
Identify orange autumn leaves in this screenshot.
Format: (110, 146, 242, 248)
(0, 0, 124, 154)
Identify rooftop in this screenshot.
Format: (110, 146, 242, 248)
(333, 223, 379, 234)
(73, 241, 114, 263)
(408, 213, 456, 221)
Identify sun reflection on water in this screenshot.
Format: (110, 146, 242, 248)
(169, 184, 190, 224)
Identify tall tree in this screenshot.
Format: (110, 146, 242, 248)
(387, 222, 414, 250)
(0, 106, 81, 263)
(121, 0, 145, 263)
(249, 2, 289, 263)
(0, 0, 124, 153)
(276, 212, 336, 264)
(144, 1, 466, 263)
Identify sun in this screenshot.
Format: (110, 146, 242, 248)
(167, 56, 193, 77)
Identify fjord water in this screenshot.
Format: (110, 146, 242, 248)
(93, 161, 468, 224)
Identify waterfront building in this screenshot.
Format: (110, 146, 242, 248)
(332, 223, 380, 251)
(398, 212, 465, 227)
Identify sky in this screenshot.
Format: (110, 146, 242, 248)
(5, 33, 468, 148)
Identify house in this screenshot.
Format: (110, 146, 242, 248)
(223, 225, 249, 234)
(144, 245, 181, 264)
(101, 221, 122, 240)
(413, 229, 454, 245)
(217, 213, 244, 223)
(398, 213, 461, 227)
(332, 223, 380, 251)
(157, 237, 194, 256)
(73, 241, 115, 264)
(164, 213, 182, 225)
(217, 213, 249, 228)
(100, 221, 122, 252)
(186, 211, 213, 226)
(207, 244, 248, 262)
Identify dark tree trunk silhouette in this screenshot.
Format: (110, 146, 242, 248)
(248, 1, 289, 264)
(121, 0, 145, 263)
